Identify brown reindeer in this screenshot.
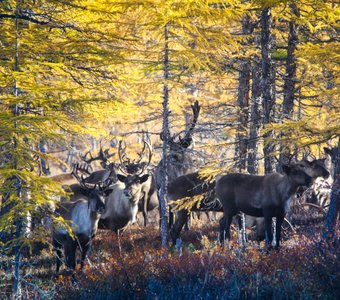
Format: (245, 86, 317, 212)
(216, 162, 329, 250)
(155, 101, 201, 227)
(52, 175, 113, 272)
(169, 158, 330, 245)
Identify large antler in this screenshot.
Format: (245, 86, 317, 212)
(118, 139, 153, 175)
(179, 100, 200, 148)
(82, 146, 116, 168)
(118, 140, 130, 175)
(135, 139, 152, 175)
(71, 163, 96, 190)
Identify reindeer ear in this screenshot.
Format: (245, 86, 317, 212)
(80, 188, 89, 197)
(324, 147, 332, 156)
(282, 164, 291, 175)
(139, 174, 149, 183)
(117, 174, 126, 183)
(104, 188, 113, 196)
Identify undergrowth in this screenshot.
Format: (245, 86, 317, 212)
(1, 222, 339, 299)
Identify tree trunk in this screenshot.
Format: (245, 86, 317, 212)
(235, 15, 252, 172)
(159, 22, 170, 251)
(279, 5, 300, 167)
(323, 139, 340, 244)
(247, 56, 262, 175)
(261, 8, 276, 174)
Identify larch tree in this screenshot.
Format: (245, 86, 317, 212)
(0, 0, 139, 296)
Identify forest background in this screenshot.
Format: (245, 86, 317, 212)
(0, 0, 339, 299)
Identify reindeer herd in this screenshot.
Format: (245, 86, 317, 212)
(44, 101, 334, 273)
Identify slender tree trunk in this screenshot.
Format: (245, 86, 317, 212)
(323, 139, 340, 244)
(39, 139, 50, 175)
(279, 5, 300, 167)
(13, 2, 22, 297)
(261, 8, 276, 174)
(247, 56, 262, 175)
(159, 22, 170, 251)
(235, 15, 252, 172)
(282, 18, 299, 118)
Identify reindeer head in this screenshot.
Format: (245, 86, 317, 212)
(299, 158, 330, 179)
(117, 173, 149, 203)
(72, 163, 114, 214)
(282, 163, 314, 188)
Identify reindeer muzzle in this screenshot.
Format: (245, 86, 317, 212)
(124, 190, 132, 198)
(322, 170, 330, 179)
(97, 206, 106, 214)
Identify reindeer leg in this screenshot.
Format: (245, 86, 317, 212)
(183, 213, 191, 231)
(275, 213, 284, 250)
(53, 238, 63, 273)
(264, 216, 273, 250)
(219, 215, 232, 245)
(65, 238, 77, 271)
(142, 193, 148, 227)
(80, 241, 90, 270)
(170, 210, 188, 245)
(168, 206, 174, 229)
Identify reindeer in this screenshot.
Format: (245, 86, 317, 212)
(52, 173, 113, 272)
(155, 101, 201, 227)
(169, 158, 330, 245)
(80, 141, 157, 227)
(117, 138, 158, 227)
(216, 162, 329, 250)
(99, 141, 151, 232)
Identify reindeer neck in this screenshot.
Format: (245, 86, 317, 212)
(276, 175, 299, 202)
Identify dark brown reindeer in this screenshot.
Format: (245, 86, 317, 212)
(155, 101, 201, 226)
(99, 141, 151, 232)
(52, 172, 113, 273)
(169, 158, 330, 245)
(167, 172, 265, 244)
(216, 162, 329, 250)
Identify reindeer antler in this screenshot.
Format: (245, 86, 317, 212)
(72, 163, 96, 190)
(118, 139, 153, 175)
(179, 100, 200, 148)
(82, 146, 116, 169)
(118, 140, 130, 175)
(136, 139, 153, 175)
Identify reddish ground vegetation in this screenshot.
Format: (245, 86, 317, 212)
(1, 219, 339, 299)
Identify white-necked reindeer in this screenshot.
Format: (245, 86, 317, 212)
(52, 169, 113, 273)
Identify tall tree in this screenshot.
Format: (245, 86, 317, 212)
(260, 7, 276, 174)
(235, 14, 253, 172)
(247, 55, 262, 175)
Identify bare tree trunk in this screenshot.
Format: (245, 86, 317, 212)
(39, 139, 50, 175)
(13, 3, 22, 297)
(159, 22, 170, 251)
(235, 60, 250, 172)
(235, 15, 252, 172)
(247, 56, 262, 175)
(261, 8, 276, 174)
(323, 139, 340, 244)
(279, 4, 300, 167)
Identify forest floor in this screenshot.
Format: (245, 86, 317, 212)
(0, 213, 339, 299)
